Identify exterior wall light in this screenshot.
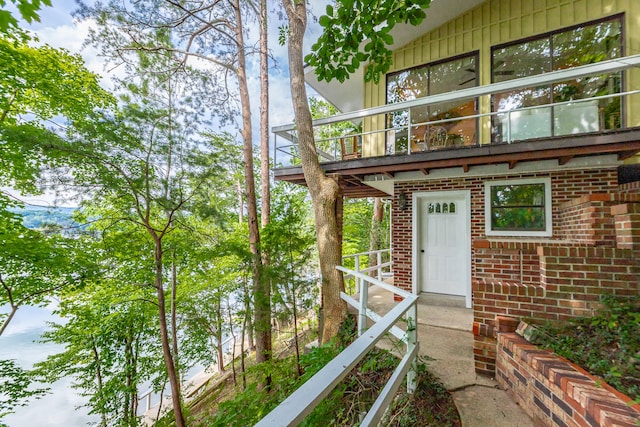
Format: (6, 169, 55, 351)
(398, 191, 408, 210)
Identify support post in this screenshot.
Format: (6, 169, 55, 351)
(405, 302, 418, 393)
(358, 273, 368, 337)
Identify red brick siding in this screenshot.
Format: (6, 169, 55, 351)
(618, 180, 640, 194)
(497, 333, 640, 427)
(612, 202, 640, 250)
(390, 167, 640, 377)
(392, 169, 618, 294)
(556, 195, 617, 245)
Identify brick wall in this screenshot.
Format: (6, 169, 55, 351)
(392, 169, 619, 294)
(391, 167, 640, 377)
(612, 201, 640, 250)
(497, 333, 640, 427)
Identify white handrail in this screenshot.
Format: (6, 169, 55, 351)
(274, 54, 640, 165)
(273, 54, 640, 134)
(255, 265, 418, 427)
(342, 249, 392, 291)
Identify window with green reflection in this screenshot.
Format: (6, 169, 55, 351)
(491, 15, 622, 142)
(485, 178, 552, 236)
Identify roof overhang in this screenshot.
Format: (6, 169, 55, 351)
(304, 0, 488, 112)
(273, 129, 640, 198)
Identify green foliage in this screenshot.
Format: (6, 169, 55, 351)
(306, 0, 432, 84)
(533, 295, 640, 400)
(0, 0, 51, 32)
(0, 28, 113, 194)
(0, 359, 48, 423)
(203, 314, 451, 426)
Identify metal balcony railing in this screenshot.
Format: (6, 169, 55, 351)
(255, 264, 418, 427)
(273, 54, 640, 167)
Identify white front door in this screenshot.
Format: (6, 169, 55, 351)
(415, 191, 470, 302)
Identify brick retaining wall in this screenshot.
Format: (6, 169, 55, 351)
(497, 333, 640, 427)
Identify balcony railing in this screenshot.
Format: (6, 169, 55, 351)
(273, 54, 640, 167)
(255, 264, 418, 427)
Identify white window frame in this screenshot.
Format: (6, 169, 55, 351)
(484, 177, 552, 237)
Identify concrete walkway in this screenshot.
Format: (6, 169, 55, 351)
(365, 285, 535, 427)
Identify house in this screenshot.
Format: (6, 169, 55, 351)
(273, 0, 640, 378)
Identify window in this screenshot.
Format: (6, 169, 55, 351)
(491, 15, 623, 142)
(386, 53, 478, 154)
(484, 178, 552, 237)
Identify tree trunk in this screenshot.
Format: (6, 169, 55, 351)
(215, 297, 224, 372)
(259, 0, 270, 228)
(237, 179, 244, 224)
(0, 304, 17, 337)
(152, 235, 185, 427)
(231, 0, 271, 381)
(282, 0, 347, 343)
(170, 252, 179, 381)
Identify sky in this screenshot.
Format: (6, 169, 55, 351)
(4, 0, 331, 207)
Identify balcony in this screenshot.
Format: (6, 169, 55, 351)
(273, 55, 640, 197)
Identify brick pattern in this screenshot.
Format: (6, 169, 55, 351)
(539, 246, 640, 306)
(392, 169, 618, 294)
(612, 202, 640, 250)
(390, 167, 640, 379)
(618, 181, 640, 195)
(497, 333, 640, 427)
(556, 195, 617, 245)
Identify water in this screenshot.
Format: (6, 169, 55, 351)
(0, 305, 95, 426)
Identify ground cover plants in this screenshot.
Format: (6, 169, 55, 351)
(189, 316, 460, 426)
(530, 295, 640, 401)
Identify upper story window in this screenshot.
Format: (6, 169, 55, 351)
(491, 15, 623, 143)
(484, 178, 552, 237)
(385, 52, 478, 155)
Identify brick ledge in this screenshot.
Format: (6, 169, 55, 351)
(497, 332, 640, 427)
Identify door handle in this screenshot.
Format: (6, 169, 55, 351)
(420, 250, 425, 253)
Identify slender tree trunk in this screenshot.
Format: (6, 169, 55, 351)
(282, 0, 347, 343)
(171, 252, 179, 381)
(152, 235, 185, 427)
(0, 304, 17, 337)
(259, 0, 270, 227)
(231, 0, 271, 385)
(91, 337, 107, 427)
(237, 179, 244, 224)
(215, 297, 225, 372)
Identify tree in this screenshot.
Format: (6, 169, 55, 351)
(79, 0, 273, 384)
(281, 0, 346, 343)
(0, 0, 51, 32)
(0, 359, 47, 423)
(306, 0, 432, 84)
(46, 40, 231, 424)
(281, 0, 433, 342)
(0, 28, 112, 196)
(264, 183, 317, 375)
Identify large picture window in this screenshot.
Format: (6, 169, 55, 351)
(491, 15, 623, 142)
(386, 53, 478, 154)
(484, 178, 552, 237)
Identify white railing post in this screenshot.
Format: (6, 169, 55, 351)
(354, 255, 361, 294)
(405, 302, 418, 394)
(377, 251, 382, 281)
(358, 275, 369, 336)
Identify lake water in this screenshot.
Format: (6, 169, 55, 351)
(0, 305, 95, 426)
